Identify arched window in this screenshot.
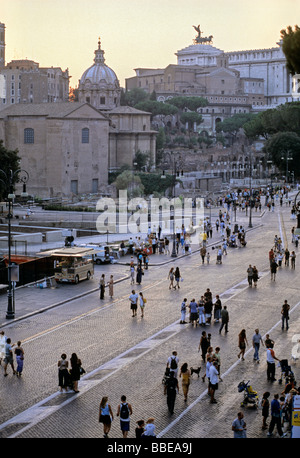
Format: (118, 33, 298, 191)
(82, 128, 89, 144)
(24, 128, 34, 144)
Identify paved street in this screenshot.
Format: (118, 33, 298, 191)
(0, 200, 299, 440)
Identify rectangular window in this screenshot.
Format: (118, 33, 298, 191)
(82, 128, 89, 144)
(92, 179, 98, 193)
(24, 128, 34, 144)
(70, 180, 78, 195)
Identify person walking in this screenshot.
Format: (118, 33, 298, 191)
(189, 299, 198, 327)
(284, 247, 290, 266)
(99, 274, 105, 300)
(200, 246, 206, 264)
(219, 305, 229, 334)
(247, 265, 253, 287)
(130, 262, 135, 285)
(99, 396, 114, 438)
(232, 412, 247, 438)
(290, 251, 296, 269)
(136, 265, 143, 285)
(204, 297, 213, 325)
(168, 267, 175, 289)
(0, 330, 7, 365)
(267, 394, 287, 437)
(208, 361, 219, 403)
(179, 362, 191, 402)
(167, 351, 179, 379)
(117, 395, 132, 438)
(198, 331, 211, 363)
(14, 341, 24, 377)
(252, 266, 259, 287)
(70, 353, 82, 393)
(164, 371, 179, 414)
(266, 343, 281, 382)
(139, 292, 146, 318)
(180, 298, 187, 324)
(252, 329, 264, 363)
(3, 338, 16, 376)
(108, 275, 114, 299)
(213, 346, 222, 381)
(129, 290, 138, 317)
(270, 259, 278, 281)
(237, 329, 248, 360)
(174, 267, 181, 289)
(213, 295, 222, 322)
(58, 353, 69, 392)
(281, 300, 290, 330)
(198, 297, 206, 326)
(261, 391, 270, 430)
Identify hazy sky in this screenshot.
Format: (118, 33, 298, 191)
(2, 0, 300, 88)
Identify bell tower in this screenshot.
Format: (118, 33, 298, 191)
(0, 22, 5, 69)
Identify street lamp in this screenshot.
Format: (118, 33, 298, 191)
(281, 153, 293, 191)
(161, 160, 183, 258)
(248, 150, 255, 228)
(0, 168, 29, 319)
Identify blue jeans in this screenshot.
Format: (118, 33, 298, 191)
(282, 316, 289, 330)
(253, 343, 260, 360)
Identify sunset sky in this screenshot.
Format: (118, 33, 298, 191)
(2, 0, 300, 88)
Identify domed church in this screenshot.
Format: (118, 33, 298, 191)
(78, 38, 121, 110)
(0, 38, 156, 198)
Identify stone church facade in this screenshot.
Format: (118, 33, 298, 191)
(0, 102, 110, 198)
(0, 33, 156, 198)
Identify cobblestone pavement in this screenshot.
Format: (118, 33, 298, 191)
(0, 201, 299, 440)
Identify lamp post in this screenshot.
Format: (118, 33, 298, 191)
(281, 153, 293, 195)
(248, 150, 254, 228)
(161, 160, 182, 258)
(0, 168, 29, 319)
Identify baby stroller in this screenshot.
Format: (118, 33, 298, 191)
(278, 359, 296, 385)
(216, 248, 222, 264)
(238, 380, 259, 408)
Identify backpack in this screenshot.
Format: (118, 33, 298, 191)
(120, 402, 129, 420)
(170, 356, 177, 370)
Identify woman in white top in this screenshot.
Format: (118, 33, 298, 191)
(0, 331, 7, 364)
(139, 292, 146, 318)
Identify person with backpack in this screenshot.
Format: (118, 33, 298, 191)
(167, 351, 179, 378)
(164, 371, 179, 414)
(116, 395, 133, 438)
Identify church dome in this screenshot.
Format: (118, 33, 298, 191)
(78, 38, 121, 110)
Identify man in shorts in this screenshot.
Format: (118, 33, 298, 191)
(208, 361, 219, 403)
(117, 395, 133, 438)
(3, 338, 16, 376)
(129, 290, 138, 317)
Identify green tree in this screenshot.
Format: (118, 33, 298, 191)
(134, 100, 178, 118)
(216, 113, 256, 143)
(180, 111, 203, 133)
(280, 25, 300, 75)
(0, 140, 21, 200)
(113, 170, 144, 198)
(168, 96, 208, 111)
(121, 88, 149, 107)
(263, 131, 300, 178)
(133, 150, 150, 171)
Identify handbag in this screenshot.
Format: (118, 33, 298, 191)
(79, 366, 86, 375)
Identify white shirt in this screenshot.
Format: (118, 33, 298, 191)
(129, 293, 138, 305)
(266, 348, 275, 363)
(208, 364, 219, 384)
